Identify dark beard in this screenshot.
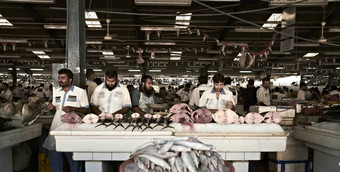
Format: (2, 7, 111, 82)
(140, 85, 153, 97)
(106, 84, 117, 91)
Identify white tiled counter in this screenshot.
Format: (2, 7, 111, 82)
(0, 123, 42, 172)
(294, 122, 340, 172)
(51, 123, 288, 172)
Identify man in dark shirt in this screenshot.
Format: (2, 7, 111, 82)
(242, 79, 257, 111)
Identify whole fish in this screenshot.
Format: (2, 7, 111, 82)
(159, 140, 175, 154)
(199, 154, 208, 167)
(169, 157, 178, 172)
(21, 103, 34, 124)
(181, 152, 197, 172)
(137, 159, 148, 172)
(3, 102, 17, 117)
(175, 141, 212, 151)
(175, 157, 184, 172)
(170, 145, 191, 152)
(189, 151, 199, 168)
(137, 154, 171, 170)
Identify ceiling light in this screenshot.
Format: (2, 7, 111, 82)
(170, 57, 181, 60)
(324, 52, 340, 55)
(86, 41, 102, 44)
(271, 51, 291, 55)
(171, 51, 182, 54)
(38, 55, 50, 59)
(307, 67, 316, 69)
(43, 25, 67, 29)
(208, 70, 217, 73)
(0, 55, 20, 58)
(0, 14, 13, 26)
(235, 28, 271, 32)
(198, 58, 218, 61)
(294, 43, 320, 47)
(85, 12, 101, 28)
(32, 51, 46, 55)
(135, 0, 192, 6)
(272, 67, 284, 69)
(303, 53, 319, 57)
(145, 41, 176, 45)
(240, 70, 252, 73)
(149, 70, 161, 72)
(102, 51, 114, 55)
(262, 13, 282, 29)
(337, 67, 340, 70)
(8, 68, 19, 70)
(128, 69, 141, 72)
(0, 38, 27, 43)
(93, 69, 102, 72)
(237, 53, 242, 57)
(141, 26, 180, 32)
(217, 42, 248, 47)
(31, 68, 44, 71)
(175, 13, 192, 29)
(234, 58, 239, 61)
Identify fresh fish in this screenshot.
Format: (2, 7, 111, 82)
(175, 157, 184, 172)
(154, 166, 163, 172)
(152, 138, 168, 145)
(210, 156, 218, 169)
(169, 157, 178, 172)
(159, 140, 175, 154)
(189, 151, 199, 168)
(181, 152, 197, 172)
(82, 113, 99, 124)
(170, 145, 191, 152)
(160, 117, 175, 130)
(137, 154, 171, 170)
(125, 117, 135, 130)
(175, 141, 212, 151)
(21, 103, 34, 124)
(199, 154, 208, 167)
(3, 102, 17, 117)
(137, 159, 148, 172)
(143, 148, 177, 159)
(139, 157, 150, 169)
(151, 162, 155, 169)
(204, 151, 211, 157)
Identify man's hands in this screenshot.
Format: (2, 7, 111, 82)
(62, 106, 75, 113)
(226, 100, 233, 109)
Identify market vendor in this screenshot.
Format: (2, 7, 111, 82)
(322, 91, 339, 101)
(189, 75, 210, 107)
(297, 82, 307, 101)
(199, 73, 234, 113)
(43, 69, 89, 172)
(130, 75, 155, 115)
(90, 69, 132, 116)
(256, 77, 271, 106)
(175, 83, 192, 103)
(0, 82, 13, 102)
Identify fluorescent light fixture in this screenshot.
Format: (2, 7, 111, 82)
(171, 51, 182, 54)
(31, 68, 44, 71)
(272, 67, 284, 70)
(26, 48, 52, 52)
(141, 26, 180, 32)
(102, 51, 114, 55)
(0, 55, 20, 58)
(86, 41, 102, 44)
(337, 67, 340, 70)
(329, 28, 340, 32)
(85, 12, 101, 28)
(170, 57, 181, 60)
(128, 69, 141, 72)
(294, 43, 320, 47)
(271, 51, 291, 55)
(38, 55, 50, 59)
(262, 13, 282, 29)
(217, 42, 248, 47)
(0, 14, 13, 26)
(8, 68, 19, 70)
(240, 70, 252, 73)
(32, 51, 46, 55)
(303, 53, 319, 57)
(237, 53, 242, 57)
(93, 69, 102, 72)
(234, 58, 239, 61)
(175, 13, 192, 29)
(149, 69, 161, 72)
(145, 41, 176, 45)
(32, 74, 42, 76)
(43, 24, 67, 29)
(0, 38, 27, 43)
(198, 58, 218, 61)
(235, 27, 271, 32)
(134, 0, 192, 6)
(324, 52, 340, 55)
(307, 67, 316, 69)
(186, 71, 191, 72)
(208, 70, 217, 73)
(100, 56, 118, 60)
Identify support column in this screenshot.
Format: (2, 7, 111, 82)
(328, 71, 334, 86)
(66, 0, 86, 88)
(11, 65, 17, 85)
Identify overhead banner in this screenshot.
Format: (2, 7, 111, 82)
(280, 7, 296, 52)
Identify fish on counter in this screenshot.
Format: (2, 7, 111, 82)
(191, 109, 212, 124)
(213, 109, 238, 124)
(244, 112, 264, 124)
(126, 136, 230, 172)
(3, 102, 17, 117)
(61, 112, 83, 124)
(82, 113, 99, 124)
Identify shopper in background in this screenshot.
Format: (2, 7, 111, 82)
(130, 75, 156, 115)
(0, 83, 13, 102)
(199, 73, 234, 112)
(271, 87, 286, 104)
(256, 77, 271, 106)
(86, 69, 98, 102)
(322, 90, 339, 101)
(297, 82, 308, 101)
(189, 75, 210, 107)
(330, 85, 340, 98)
(43, 69, 89, 172)
(13, 83, 25, 101)
(90, 69, 132, 117)
(242, 79, 257, 111)
(176, 83, 192, 103)
(34, 83, 46, 99)
(224, 77, 238, 105)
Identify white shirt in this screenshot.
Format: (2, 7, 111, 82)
(256, 86, 271, 105)
(224, 85, 238, 105)
(91, 83, 132, 114)
(297, 89, 306, 101)
(271, 92, 286, 102)
(176, 88, 191, 102)
(189, 84, 211, 106)
(43, 85, 89, 150)
(330, 90, 340, 98)
(34, 86, 46, 99)
(199, 87, 235, 110)
(0, 89, 13, 102)
(86, 80, 97, 102)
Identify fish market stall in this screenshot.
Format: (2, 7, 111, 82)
(0, 123, 42, 172)
(294, 122, 340, 172)
(51, 123, 287, 172)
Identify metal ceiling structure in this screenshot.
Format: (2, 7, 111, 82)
(0, 0, 340, 78)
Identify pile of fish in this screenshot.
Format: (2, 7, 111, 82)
(126, 136, 230, 172)
(213, 110, 282, 124)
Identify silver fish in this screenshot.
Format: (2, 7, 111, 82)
(151, 162, 155, 169)
(175, 141, 212, 151)
(189, 151, 199, 168)
(210, 156, 218, 169)
(199, 154, 208, 167)
(170, 145, 191, 152)
(143, 148, 177, 159)
(181, 152, 197, 172)
(152, 138, 168, 145)
(169, 157, 178, 172)
(137, 154, 171, 170)
(159, 140, 175, 154)
(175, 157, 184, 172)
(137, 159, 148, 172)
(3, 102, 17, 117)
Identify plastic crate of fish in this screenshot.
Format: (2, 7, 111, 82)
(276, 106, 296, 118)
